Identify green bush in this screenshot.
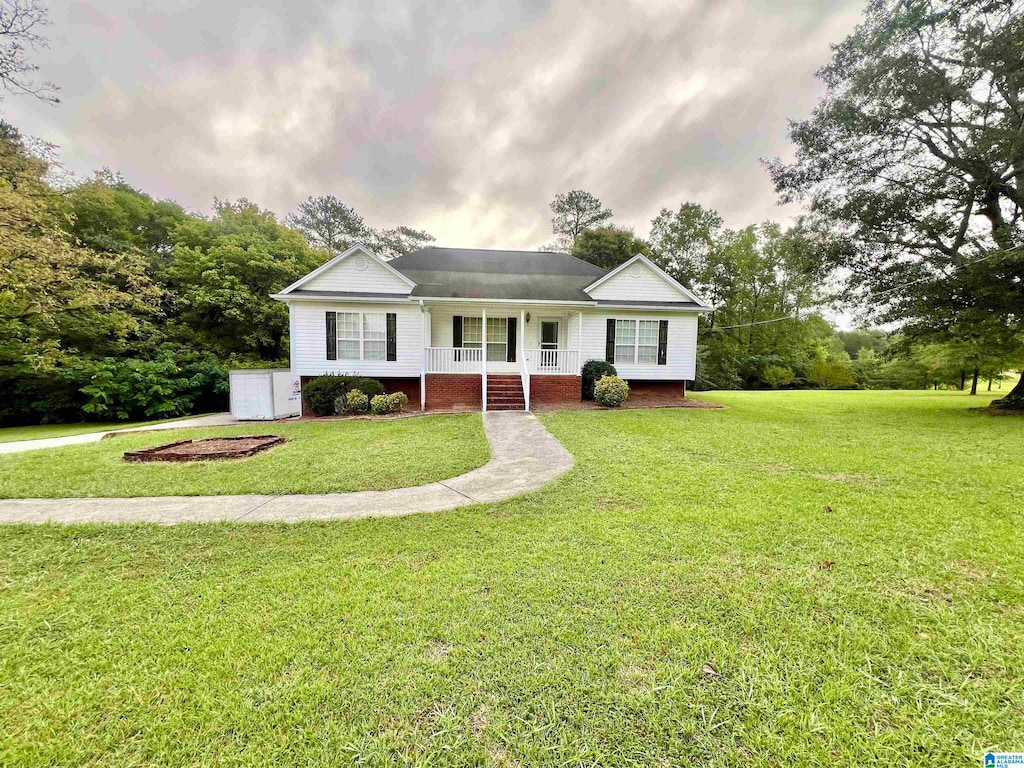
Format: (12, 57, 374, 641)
(370, 394, 390, 415)
(353, 377, 385, 399)
(762, 364, 795, 389)
(594, 375, 629, 407)
(343, 390, 369, 414)
(388, 391, 409, 413)
(808, 360, 856, 389)
(582, 359, 617, 400)
(302, 375, 384, 415)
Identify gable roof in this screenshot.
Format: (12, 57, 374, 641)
(389, 247, 608, 302)
(583, 254, 710, 307)
(277, 244, 416, 295)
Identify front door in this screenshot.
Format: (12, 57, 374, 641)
(540, 320, 559, 368)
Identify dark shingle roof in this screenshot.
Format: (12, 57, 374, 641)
(389, 247, 608, 301)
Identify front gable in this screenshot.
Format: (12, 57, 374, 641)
(280, 245, 415, 296)
(584, 255, 706, 305)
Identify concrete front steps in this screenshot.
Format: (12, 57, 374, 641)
(487, 375, 525, 411)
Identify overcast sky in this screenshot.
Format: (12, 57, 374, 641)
(4, 0, 865, 249)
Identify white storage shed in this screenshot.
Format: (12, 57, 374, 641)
(229, 370, 302, 421)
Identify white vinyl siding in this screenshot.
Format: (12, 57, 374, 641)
(587, 261, 691, 303)
(581, 311, 698, 380)
(289, 301, 421, 377)
(301, 252, 414, 293)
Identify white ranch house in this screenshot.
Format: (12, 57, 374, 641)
(272, 245, 711, 411)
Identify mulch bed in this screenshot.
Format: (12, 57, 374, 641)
(124, 436, 286, 462)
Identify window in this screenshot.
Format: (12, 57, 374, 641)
(363, 313, 386, 361)
(462, 316, 482, 348)
(329, 311, 395, 361)
(338, 312, 360, 360)
(614, 319, 662, 365)
(614, 319, 635, 365)
(486, 316, 507, 361)
(638, 320, 659, 364)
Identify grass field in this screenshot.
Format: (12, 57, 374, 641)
(0, 391, 1021, 766)
(0, 416, 212, 444)
(0, 415, 489, 498)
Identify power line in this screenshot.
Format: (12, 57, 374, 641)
(710, 244, 1022, 332)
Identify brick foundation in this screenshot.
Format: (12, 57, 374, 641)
(625, 380, 687, 397)
(425, 374, 482, 410)
(298, 375, 421, 410)
(530, 375, 582, 406)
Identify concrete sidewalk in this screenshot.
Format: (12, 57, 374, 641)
(0, 411, 573, 525)
(0, 413, 239, 456)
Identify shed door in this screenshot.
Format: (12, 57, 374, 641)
(235, 374, 273, 420)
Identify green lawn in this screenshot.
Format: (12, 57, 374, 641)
(0, 415, 489, 498)
(1, 391, 1021, 766)
(0, 416, 212, 444)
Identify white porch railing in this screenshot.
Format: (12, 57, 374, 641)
(525, 349, 580, 375)
(425, 346, 483, 373)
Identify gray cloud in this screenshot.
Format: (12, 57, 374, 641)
(3, 0, 864, 248)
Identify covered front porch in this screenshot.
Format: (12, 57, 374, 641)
(419, 302, 585, 411)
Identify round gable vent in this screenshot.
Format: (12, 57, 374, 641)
(353, 255, 369, 271)
(629, 264, 644, 278)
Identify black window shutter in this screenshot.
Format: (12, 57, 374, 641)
(386, 313, 397, 361)
(506, 317, 517, 362)
(453, 316, 463, 347)
(657, 319, 668, 365)
(326, 311, 337, 360)
(605, 319, 615, 363)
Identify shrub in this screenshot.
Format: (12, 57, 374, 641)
(78, 350, 205, 420)
(353, 377, 385, 399)
(762, 365, 795, 389)
(388, 391, 409, 413)
(808, 360, 856, 389)
(370, 394, 391, 415)
(594, 375, 629, 407)
(302, 375, 384, 415)
(303, 375, 351, 415)
(344, 389, 369, 414)
(582, 359, 617, 400)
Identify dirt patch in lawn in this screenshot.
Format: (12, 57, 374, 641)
(123, 436, 286, 462)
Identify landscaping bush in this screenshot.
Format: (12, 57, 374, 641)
(582, 359, 617, 400)
(370, 394, 391, 415)
(388, 392, 409, 413)
(343, 390, 369, 414)
(808, 360, 856, 390)
(303, 375, 384, 415)
(594, 375, 629, 407)
(762, 364, 795, 389)
(353, 377, 385, 399)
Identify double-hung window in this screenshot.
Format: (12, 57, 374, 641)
(362, 313, 386, 361)
(614, 319, 663, 365)
(462, 317, 483, 349)
(327, 310, 395, 361)
(486, 317, 507, 361)
(337, 312, 360, 360)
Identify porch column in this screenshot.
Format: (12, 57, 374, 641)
(577, 310, 583, 373)
(481, 308, 487, 412)
(521, 309, 529, 411)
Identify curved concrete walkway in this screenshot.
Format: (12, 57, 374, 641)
(0, 413, 239, 455)
(0, 412, 573, 525)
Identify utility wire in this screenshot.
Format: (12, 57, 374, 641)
(710, 244, 1022, 332)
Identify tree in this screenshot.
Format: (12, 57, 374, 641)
(550, 190, 612, 250)
(0, 0, 58, 103)
(571, 226, 648, 270)
(165, 200, 322, 360)
(649, 202, 724, 280)
(287, 195, 435, 259)
(286, 195, 368, 254)
(767, 0, 1024, 408)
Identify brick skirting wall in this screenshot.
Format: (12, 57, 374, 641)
(425, 374, 482, 410)
(530, 375, 582, 406)
(625, 380, 687, 397)
(298, 376, 421, 410)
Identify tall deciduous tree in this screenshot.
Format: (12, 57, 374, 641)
(550, 190, 613, 251)
(767, 0, 1024, 408)
(0, 0, 58, 103)
(571, 226, 648, 270)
